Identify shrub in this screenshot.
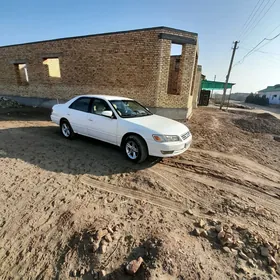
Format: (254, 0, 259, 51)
(245, 94, 269, 106)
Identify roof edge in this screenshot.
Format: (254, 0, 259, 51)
(259, 84, 280, 92)
(0, 26, 198, 49)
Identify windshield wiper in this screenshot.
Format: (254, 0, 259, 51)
(137, 113, 149, 116)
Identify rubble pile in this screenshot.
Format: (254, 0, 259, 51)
(67, 225, 163, 279)
(232, 112, 280, 135)
(0, 97, 22, 109)
(193, 219, 280, 277)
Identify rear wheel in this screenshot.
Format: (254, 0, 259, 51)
(60, 120, 74, 139)
(124, 135, 148, 163)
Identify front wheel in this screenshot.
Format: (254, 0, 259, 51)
(60, 120, 75, 139)
(124, 135, 148, 163)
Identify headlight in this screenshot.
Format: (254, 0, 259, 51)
(153, 134, 180, 142)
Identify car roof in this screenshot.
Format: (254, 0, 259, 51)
(77, 94, 133, 101)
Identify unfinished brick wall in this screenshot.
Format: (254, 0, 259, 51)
(155, 34, 198, 115)
(167, 55, 180, 95)
(193, 65, 202, 109)
(0, 27, 198, 116)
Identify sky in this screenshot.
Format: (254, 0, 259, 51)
(1, 0, 280, 93)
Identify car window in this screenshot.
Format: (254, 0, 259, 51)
(69, 97, 91, 112)
(110, 100, 152, 118)
(90, 98, 112, 115)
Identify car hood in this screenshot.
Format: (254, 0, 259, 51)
(124, 114, 189, 135)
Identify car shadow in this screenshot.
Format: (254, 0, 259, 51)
(0, 125, 161, 176)
(0, 107, 52, 121)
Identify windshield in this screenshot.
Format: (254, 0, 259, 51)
(110, 100, 152, 118)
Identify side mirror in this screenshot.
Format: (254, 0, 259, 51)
(101, 110, 114, 118)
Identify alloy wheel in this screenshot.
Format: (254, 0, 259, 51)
(62, 123, 71, 137)
(125, 140, 139, 160)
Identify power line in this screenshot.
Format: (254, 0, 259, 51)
(234, 33, 280, 66)
(254, 23, 280, 52)
(254, 39, 276, 53)
(236, 39, 266, 64)
(239, 46, 280, 56)
(246, 48, 280, 62)
(239, 0, 266, 40)
(240, 0, 271, 41)
(234, 32, 280, 66)
(238, 0, 262, 39)
(255, 52, 280, 64)
(241, 0, 277, 42)
(268, 23, 280, 36)
(257, 31, 280, 49)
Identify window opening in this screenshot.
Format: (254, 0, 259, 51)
(43, 57, 61, 78)
(168, 44, 182, 95)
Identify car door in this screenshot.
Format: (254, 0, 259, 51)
(87, 98, 118, 144)
(67, 97, 91, 135)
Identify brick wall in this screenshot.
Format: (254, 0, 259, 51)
(193, 65, 202, 109)
(155, 36, 198, 112)
(167, 55, 180, 95)
(0, 27, 198, 115)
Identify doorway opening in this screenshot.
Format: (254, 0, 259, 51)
(168, 43, 182, 95)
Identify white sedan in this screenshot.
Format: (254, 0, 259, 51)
(51, 95, 192, 163)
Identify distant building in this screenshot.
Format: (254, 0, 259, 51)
(258, 84, 280, 105)
(230, 92, 250, 102)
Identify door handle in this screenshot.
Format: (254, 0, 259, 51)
(67, 113, 70, 116)
(89, 119, 93, 122)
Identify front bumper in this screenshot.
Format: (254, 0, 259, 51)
(147, 135, 192, 157)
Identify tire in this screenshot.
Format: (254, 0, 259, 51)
(124, 135, 148, 163)
(60, 119, 75, 139)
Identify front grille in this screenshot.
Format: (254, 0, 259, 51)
(181, 131, 191, 140)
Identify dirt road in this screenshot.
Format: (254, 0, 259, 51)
(0, 106, 279, 280)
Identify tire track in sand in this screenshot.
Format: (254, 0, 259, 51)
(189, 148, 280, 182)
(157, 164, 280, 213)
(80, 175, 187, 213)
(146, 168, 188, 199)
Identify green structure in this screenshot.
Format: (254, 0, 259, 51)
(258, 84, 280, 93)
(201, 80, 235, 90)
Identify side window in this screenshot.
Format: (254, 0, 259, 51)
(14, 63, 29, 85)
(90, 99, 112, 115)
(43, 57, 61, 78)
(69, 97, 91, 112)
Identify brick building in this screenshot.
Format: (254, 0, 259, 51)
(0, 26, 201, 119)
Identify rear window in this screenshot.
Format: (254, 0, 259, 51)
(69, 97, 91, 112)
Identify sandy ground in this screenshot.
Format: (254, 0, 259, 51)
(0, 106, 280, 280)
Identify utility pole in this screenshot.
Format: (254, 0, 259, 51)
(211, 74, 216, 99)
(220, 41, 239, 109)
(226, 87, 233, 110)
